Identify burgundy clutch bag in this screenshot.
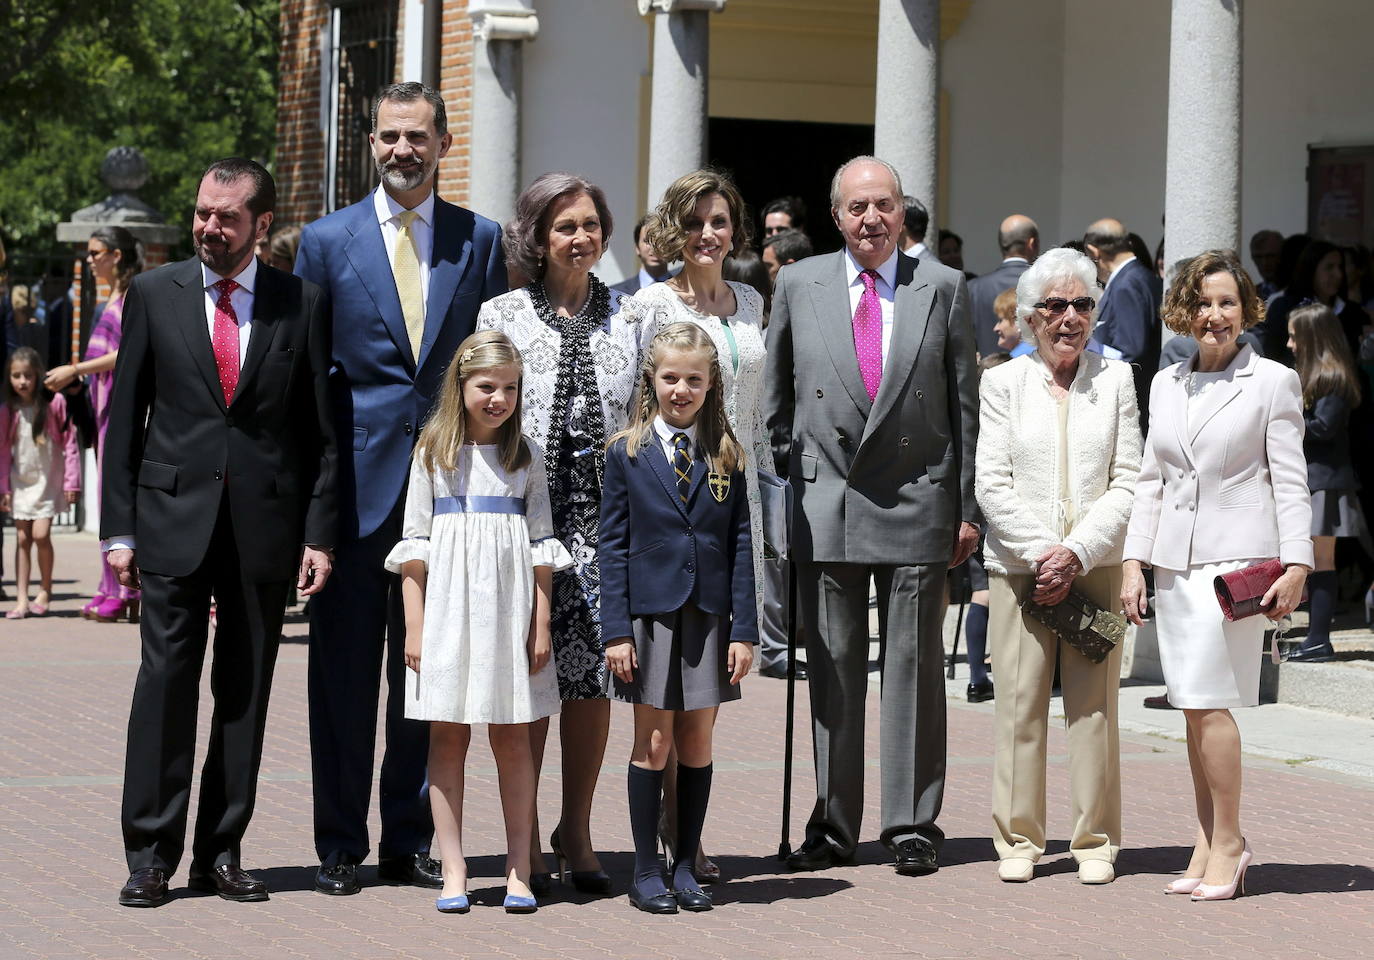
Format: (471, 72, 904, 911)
(1213, 559, 1286, 621)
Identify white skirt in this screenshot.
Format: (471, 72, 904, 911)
(1154, 561, 1266, 709)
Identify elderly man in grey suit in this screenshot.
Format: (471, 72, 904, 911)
(764, 156, 980, 876)
(967, 215, 1039, 359)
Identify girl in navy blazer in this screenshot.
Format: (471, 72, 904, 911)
(598, 321, 756, 915)
(1287, 303, 1369, 658)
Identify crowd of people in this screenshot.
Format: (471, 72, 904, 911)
(2, 79, 1365, 916)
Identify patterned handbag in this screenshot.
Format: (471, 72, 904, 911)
(1022, 588, 1128, 664)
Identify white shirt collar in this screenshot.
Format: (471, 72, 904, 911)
(653, 415, 697, 447)
(374, 185, 436, 228)
(1107, 254, 1137, 284)
(202, 254, 258, 294)
(843, 246, 899, 292)
(1002, 256, 1029, 265)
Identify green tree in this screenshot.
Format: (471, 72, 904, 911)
(0, 0, 279, 259)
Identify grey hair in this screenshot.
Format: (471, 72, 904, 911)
(829, 155, 903, 212)
(1014, 247, 1100, 342)
(502, 172, 613, 281)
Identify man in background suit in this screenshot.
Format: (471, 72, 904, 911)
(295, 81, 506, 896)
(105, 158, 337, 907)
(764, 156, 980, 876)
(968, 215, 1039, 359)
(610, 215, 674, 295)
(1084, 218, 1163, 429)
(899, 194, 931, 260)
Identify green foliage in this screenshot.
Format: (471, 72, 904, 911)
(0, 0, 280, 259)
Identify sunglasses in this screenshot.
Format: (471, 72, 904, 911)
(1034, 297, 1096, 318)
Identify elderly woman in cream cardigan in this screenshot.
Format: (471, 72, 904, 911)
(974, 247, 1142, 886)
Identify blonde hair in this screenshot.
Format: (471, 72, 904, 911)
(610, 321, 744, 474)
(418, 330, 530, 474)
(643, 169, 751, 263)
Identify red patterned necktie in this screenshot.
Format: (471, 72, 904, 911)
(212, 278, 241, 404)
(853, 268, 882, 401)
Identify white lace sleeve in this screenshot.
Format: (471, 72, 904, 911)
(524, 438, 574, 571)
(383, 455, 435, 573)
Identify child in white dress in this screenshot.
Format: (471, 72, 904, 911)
(385, 331, 572, 914)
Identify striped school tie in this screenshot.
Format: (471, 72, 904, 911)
(672, 432, 692, 503)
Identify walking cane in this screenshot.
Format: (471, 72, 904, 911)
(778, 556, 798, 859)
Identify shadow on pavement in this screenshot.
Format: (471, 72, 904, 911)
(1246, 862, 1374, 895)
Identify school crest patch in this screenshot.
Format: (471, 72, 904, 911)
(708, 472, 731, 502)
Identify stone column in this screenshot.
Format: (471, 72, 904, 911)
(467, 1, 539, 225)
(639, 0, 727, 209)
(1163, 0, 1242, 278)
(873, 0, 939, 223)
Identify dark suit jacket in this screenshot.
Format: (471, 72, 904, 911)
(1096, 258, 1162, 370)
(763, 250, 979, 565)
(967, 258, 1029, 358)
(597, 435, 756, 644)
(609, 273, 645, 296)
(295, 194, 506, 541)
(1304, 392, 1358, 491)
(101, 258, 338, 582)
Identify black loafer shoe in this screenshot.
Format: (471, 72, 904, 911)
(315, 862, 360, 896)
(673, 886, 713, 912)
(893, 839, 939, 876)
(188, 864, 268, 902)
(119, 867, 170, 907)
(628, 889, 678, 914)
(760, 661, 807, 681)
(1142, 694, 1175, 710)
(785, 836, 851, 871)
(378, 853, 443, 888)
(966, 679, 994, 703)
(1286, 644, 1335, 663)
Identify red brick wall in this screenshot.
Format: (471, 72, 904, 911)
(275, 0, 329, 229)
(436, 7, 473, 207)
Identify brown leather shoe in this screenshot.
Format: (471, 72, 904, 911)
(119, 867, 170, 907)
(188, 864, 269, 902)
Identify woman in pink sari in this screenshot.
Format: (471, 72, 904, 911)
(45, 226, 143, 621)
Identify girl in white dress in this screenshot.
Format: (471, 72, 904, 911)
(386, 331, 573, 914)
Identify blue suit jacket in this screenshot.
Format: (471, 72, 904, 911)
(1096, 258, 1162, 370)
(295, 193, 506, 540)
(598, 435, 757, 645)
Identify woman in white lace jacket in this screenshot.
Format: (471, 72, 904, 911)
(974, 247, 1141, 886)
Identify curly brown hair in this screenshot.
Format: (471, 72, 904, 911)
(643, 169, 752, 262)
(1161, 249, 1265, 336)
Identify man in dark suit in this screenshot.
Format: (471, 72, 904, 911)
(104, 158, 337, 907)
(610, 215, 674, 295)
(294, 81, 506, 896)
(1084, 218, 1163, 428)
(967, 215, 1039, 359)
(764, 156, 979, 877)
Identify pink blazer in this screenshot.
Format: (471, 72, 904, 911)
(1124, 345, 1313, 571)
(0, 392, 82, 497)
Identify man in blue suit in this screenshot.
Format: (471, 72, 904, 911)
(294, 81, 506, 896)
(1084, 218, 1162, 432)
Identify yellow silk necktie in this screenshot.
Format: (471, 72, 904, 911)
(393, 209, 424, 360)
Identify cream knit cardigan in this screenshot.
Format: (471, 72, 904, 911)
(976, 350, 1142, 576)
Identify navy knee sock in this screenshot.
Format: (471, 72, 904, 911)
(627, 764, 668, 897)
(671, 762, 713, 893)
(965, 602, 990, 684)
(1303, 570, 1338, 652)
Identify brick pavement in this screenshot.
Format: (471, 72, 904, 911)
(1, 534, 1371, 960)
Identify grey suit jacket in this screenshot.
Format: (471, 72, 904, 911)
(763, 250, 979, 565)
(967, 258, 1029, 359)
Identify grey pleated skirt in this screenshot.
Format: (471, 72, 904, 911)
(1311, 488, 1369, 540)
(605, 603, 741, 711)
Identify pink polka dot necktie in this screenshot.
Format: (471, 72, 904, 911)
(853, 268, 882, 401)
(212, 279, 241, 404)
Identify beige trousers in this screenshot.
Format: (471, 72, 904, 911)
(989, 565, 1123, 863)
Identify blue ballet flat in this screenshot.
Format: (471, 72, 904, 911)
(503, 892, 538, 914)
(435, 893, 470, 913)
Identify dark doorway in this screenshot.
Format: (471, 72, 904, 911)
(708, 117, 874, 255)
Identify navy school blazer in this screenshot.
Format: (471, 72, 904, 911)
(597, 434, 757, 645)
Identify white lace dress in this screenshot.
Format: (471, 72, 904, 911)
(384, 439, 573, 724)
(624, 280, 771, 621)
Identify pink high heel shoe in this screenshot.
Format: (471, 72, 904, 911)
(1191, 840, 1252, 901)
(81, 594, 108, 619)
(1164, 876, 1204, 895)
(94, 596, 140, 623)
